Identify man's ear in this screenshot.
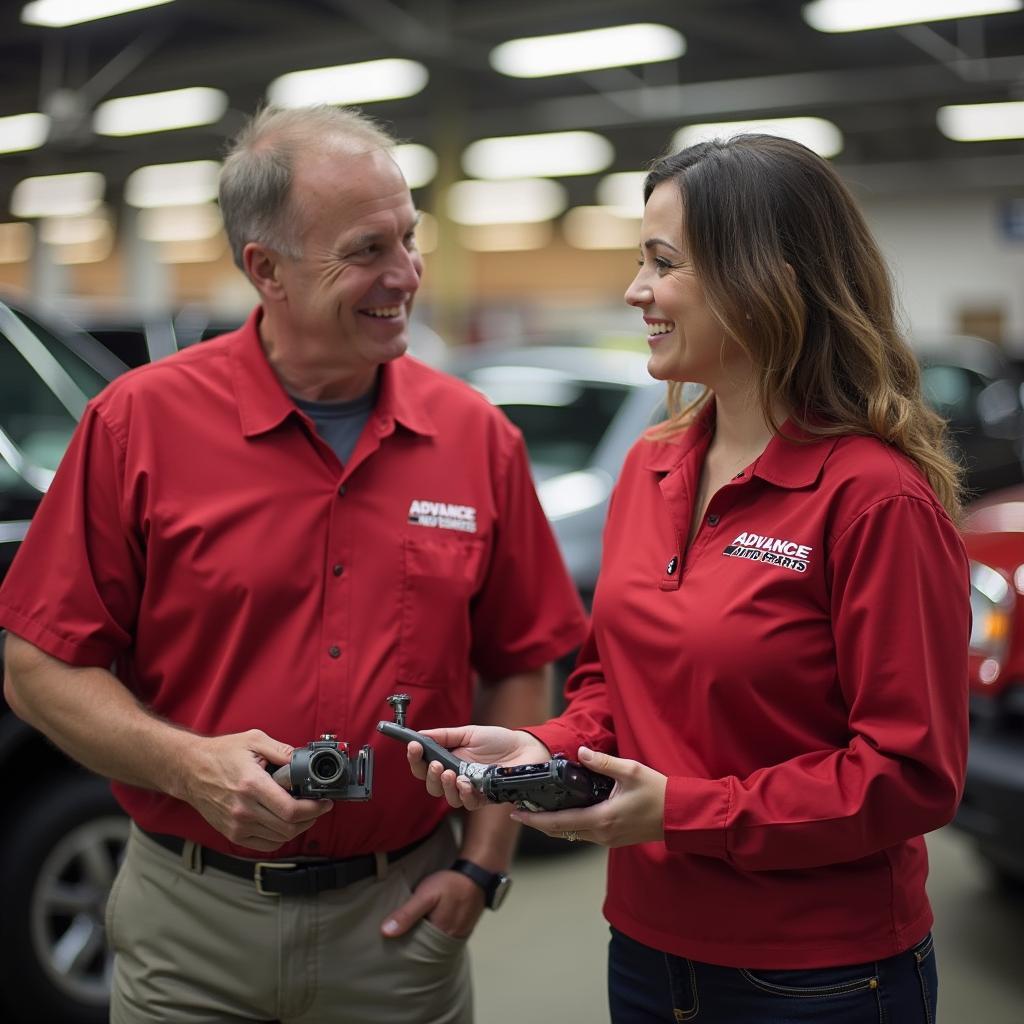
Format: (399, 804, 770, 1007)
(244, 242, 287, 302)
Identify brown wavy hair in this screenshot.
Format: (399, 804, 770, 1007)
(644, 134, 963, 521)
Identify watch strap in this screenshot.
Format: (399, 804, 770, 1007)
(450, 858, 506, 909)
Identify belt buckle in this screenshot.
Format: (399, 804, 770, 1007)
(254, 861, 298, 896)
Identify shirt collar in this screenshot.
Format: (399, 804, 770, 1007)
(642, 398, 838, 488)
(229, 307, 436, 439)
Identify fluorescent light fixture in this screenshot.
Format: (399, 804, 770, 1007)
(158, 236, 227, 264)
(0, 112, 49, 154)
(803, 0, 1021, 32)
(415, 211, 438, 254)
(11, 171, 105, 218)
(937, 100, 1024, 141)
(491, 23, 685, 77)
(21, 0, 175, 27)
(94, 87, 227, 137)
(267, 59, 428, 107)
(125, 160, 220, 208)
(596, 171, 648, 217)
(0, 223, 32, 264)
(563, 206, 641, 250)
(393, 144, 437, 190)
(40, 211, 110, 246)
(673, 116, 844, 158)
(137, 203, 223, 242)
(459, 223, 553, 252)
(463, 131, 614, 180)
(446, 179, 568, 225)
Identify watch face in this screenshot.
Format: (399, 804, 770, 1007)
(490, 874, 512, 910)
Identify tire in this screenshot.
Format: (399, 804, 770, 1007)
(0, 772, 129, 1024)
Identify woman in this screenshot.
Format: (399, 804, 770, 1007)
(409, 135, 969, 1023)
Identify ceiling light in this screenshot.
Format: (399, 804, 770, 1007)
(393, 144, 437, 190)
(94, 87, 227, 137)
(0, 223, 32, 264)
(563, 206, 641, 250)
(415, 212, 438, 254)
(937, 100, 1024, 140)
(267, 59, 428, 107)
(21, 0, 175, 27)
(490, 23, 685, 78)
(0, 112, 50, 154)
(462, 131, 614, 179)
(137, 203, 222, 242)
(803, 0, 1021, 32)
(51, 225, 113, 265)
(11, 171, 105, 218)
(40, 211, 110, 246)
(673, 116, 844, 158)
(125, 160, 220, 207)
(596, 171, 648, 217)
(158, 236, 227, 264)
(459, 223, 553, 252)
(446, 179, 568, 225)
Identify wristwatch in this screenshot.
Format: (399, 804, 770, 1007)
(450, 858, 513, 910)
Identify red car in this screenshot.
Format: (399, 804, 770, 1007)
(955, 488, 1024, 884)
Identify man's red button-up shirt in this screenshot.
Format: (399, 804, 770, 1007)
(531, 405, 970, 969)
(0, 310, 586, 857)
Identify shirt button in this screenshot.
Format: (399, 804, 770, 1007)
(328, 645, 341, 659)
(337, 484, 347, 496)
(332, 563, 344, 577)
(707, 514, 720, 526)
(666, 556, 678, 575)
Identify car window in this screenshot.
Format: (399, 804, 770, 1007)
(0, 312, 111, 496)
(465, 368, 631, 474)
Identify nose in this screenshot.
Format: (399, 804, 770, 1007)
(624, 268, 651, 309)
(383, 244, 423, 295)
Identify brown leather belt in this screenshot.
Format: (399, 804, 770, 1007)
(140, 826, 435, 896)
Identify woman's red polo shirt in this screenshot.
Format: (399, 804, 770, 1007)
(531, 406, 970, 969)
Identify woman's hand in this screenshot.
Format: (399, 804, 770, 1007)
(511, 746, 668, 848)
(406, 726, 551, 810)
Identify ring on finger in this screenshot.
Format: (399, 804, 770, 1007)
(562, 830, 581, 843)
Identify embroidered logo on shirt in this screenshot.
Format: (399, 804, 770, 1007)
(722, 531, 812, 573)
(407, 499, 478, 534)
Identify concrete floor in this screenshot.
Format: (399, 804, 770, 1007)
(470, 826, 1024, 1023)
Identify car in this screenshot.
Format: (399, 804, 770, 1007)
(953, 487, 1024, 886)
(0, 296, 131, 1024)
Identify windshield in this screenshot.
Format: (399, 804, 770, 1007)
(0, 307, 112, 506)
(463, 367, 631, 476)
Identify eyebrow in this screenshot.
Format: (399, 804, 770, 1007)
(344, 213, 422, 250)
(642, 237, 682, 253)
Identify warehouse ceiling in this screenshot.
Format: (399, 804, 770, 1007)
(1, 0, 1024, 214)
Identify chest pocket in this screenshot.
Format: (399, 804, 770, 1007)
(397, 534, 486, 688)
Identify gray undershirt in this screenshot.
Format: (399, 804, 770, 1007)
(292, 381, 378, 465)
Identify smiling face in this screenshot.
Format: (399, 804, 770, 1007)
(625, 180, 749, 390)
(269, 145, 423, 374)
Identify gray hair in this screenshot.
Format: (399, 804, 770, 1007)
(219, 105, 396, 270)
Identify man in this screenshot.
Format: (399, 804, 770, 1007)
(0, 105, 586, 1024)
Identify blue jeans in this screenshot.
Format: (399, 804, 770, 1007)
(608, 928, 937, 1023)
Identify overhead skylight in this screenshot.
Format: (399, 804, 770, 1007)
(462, 131, 614, 179)
(673, 116, 844, 158)
(267, 60, 428, 107)
(596, 172, 648, 218)
(125, 160, 221, 208)
(11, 171, 105, 218)
(803, 0, 1021, 32)
(491, 23, 685, 77)
(393, 144, 437, 189)
(94, 87, 227, 137)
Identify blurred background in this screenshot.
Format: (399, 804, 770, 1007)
(2, 1, 1024, 1022)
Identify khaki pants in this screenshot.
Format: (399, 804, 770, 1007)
(106, 823, 472, 1024)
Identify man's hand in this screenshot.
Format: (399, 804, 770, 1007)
(179, 729, 332, 851)
(510, 746, 667, 849)
(380, 868, 485, 940)
(406, 726, 551, 810)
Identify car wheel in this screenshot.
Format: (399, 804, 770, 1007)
(0, 772, 129, 1023)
